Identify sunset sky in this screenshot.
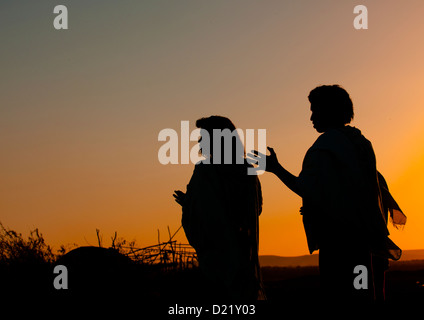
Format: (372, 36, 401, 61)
(1, 1, 423, 256)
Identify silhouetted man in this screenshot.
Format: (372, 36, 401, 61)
(249, 85, 401, 304)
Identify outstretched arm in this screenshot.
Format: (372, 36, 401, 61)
(248, 147, 301, 197)
(272, 162, 300, 197)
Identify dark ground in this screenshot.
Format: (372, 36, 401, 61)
(261, 260, 424, 304)
(2, 251, 423, 314)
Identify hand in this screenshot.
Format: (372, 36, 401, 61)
(247, 146, 280, 173)
(173, 190, 186, 206)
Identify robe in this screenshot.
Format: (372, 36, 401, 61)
(297, 126, 401, 260)
(181, 161, 265, 300)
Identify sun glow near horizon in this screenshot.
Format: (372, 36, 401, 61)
(1, 1, 424, 257)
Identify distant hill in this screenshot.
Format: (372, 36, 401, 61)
(398, 249, 424, 261)
(259, 249, 424, 267)
(259, 254, 319, 267)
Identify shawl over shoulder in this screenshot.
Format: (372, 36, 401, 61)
(297, 126, 402, 260)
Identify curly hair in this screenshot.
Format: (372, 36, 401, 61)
(308, 85, 354, 125)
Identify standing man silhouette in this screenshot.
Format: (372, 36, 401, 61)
(249, 85, 401, 304)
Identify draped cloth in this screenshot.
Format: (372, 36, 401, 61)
(182, 162, 266, 300)
(378, 172, 407, 229)
(297, 126, 402, 261)
(375, 171, 407, 301)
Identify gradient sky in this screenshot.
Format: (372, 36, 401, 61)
(1, 0, 424, 256)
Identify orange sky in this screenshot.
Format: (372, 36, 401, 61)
(1, 1, 423, 256)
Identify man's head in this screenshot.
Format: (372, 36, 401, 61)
(308, 85, 354, 133)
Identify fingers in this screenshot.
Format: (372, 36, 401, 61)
(173, 195, 183, 206)
(249, 150, 266, 158)
(250, 148, 275, 158)
(267, 146, 276, 156)
(246, 149, 268, 168)
(246, 152, 258, 160)
(246, 157, 258, 166)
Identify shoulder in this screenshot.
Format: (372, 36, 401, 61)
(313, 129, 346, 149)
(192, 160, 210, 174)
(192, 161, 219, 178)
(187, 162, 210, 189)
(310, 126, 368, 154)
